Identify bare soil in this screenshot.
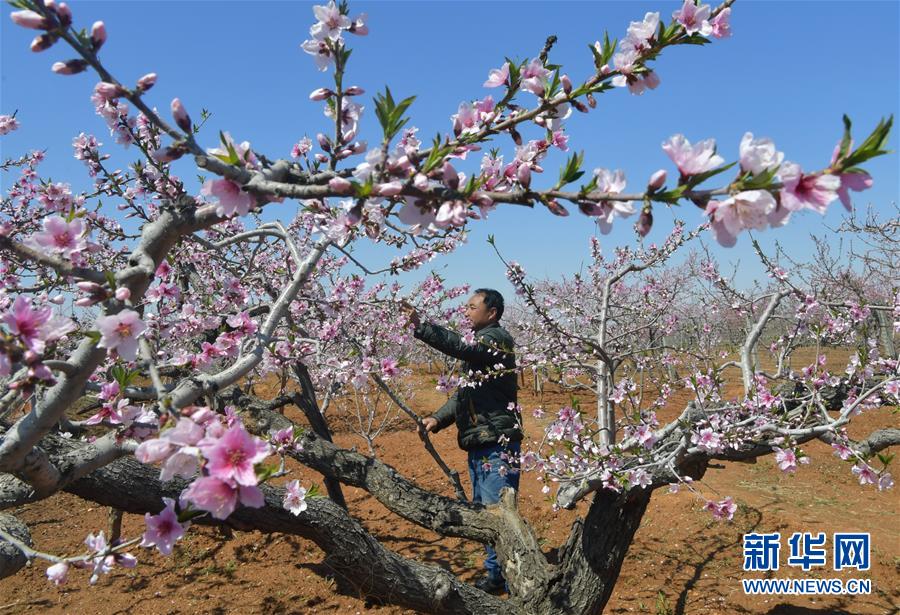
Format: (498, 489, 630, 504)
(1, 350, 897, 614)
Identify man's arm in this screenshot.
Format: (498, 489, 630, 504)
(427, 390, 459, 433)
(414, 322, 507, 365)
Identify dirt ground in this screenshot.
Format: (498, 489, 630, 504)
(1, 352, 897, 614)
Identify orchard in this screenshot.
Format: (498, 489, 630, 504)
(0, 0, 897, 613)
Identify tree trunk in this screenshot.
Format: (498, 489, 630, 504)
(0, 512, 31, 579)
(537, 488, 652, 614)
(290, 363, 347, 510)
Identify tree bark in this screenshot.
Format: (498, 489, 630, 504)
(538, 488, 652, 614)
(0, 512, 31, 579)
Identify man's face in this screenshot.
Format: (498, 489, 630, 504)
(464, 293, 497, 330)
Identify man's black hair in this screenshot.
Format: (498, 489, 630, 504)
(474, 288, 505, 321)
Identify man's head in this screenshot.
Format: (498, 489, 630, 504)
(465, 288, 504, 330)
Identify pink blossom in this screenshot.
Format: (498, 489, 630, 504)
(226, 311, 258, 336)
(779, 162, 840, 213)
(301, 38, 334, 71)
(835, 171, 873, 210)
(621, 12, 660, 53)
(283, 479, 308, 515)
(739, 132, 784, 176)
(705, 190, 776, 247)
(200, 423, 270, 487)
(673, 0, 712, 37)
(483, 62, 510, 88)
(581, 169, 634, 234)
(692, 427, 723, 453)
(521, 58, 550, 97)
(710, 8, 732, 39)
(435, 201, 468, 228)
(831, 441, 853, 460)
(877, 473, 894, 491)
(3, 296, 51, 353)
(181, 476, 264, 520)
(201, 178, 255, 218)
(30, 216, 87, 257)
(773, 446, 808, 473)
(292, 136, 313, 158)
(0, 115, 19, 135)
(46, 562, 69, 585)
(662, 134, 724, 177)
(380, 357, 400, 379)
(141, 497, 186, 555)
(851, 463, 878, 486)
(95, 309, 147, 361)
(310, 1, 350, 40)
(704, 496, 736, 521)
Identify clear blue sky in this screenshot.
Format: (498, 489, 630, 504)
(2, 1, 898, 298)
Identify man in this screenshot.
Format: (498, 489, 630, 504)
(406, 288, 522, 594)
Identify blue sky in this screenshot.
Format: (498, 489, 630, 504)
(2, 1, 898, 299)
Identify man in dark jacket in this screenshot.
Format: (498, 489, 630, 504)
(407, 288, 522, 594)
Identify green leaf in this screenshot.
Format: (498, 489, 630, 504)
(842, 115, 894, 168)
(558, 150, 585, 187)
(685, 161, 737, 189)
(838, 114, 853, 161)
(306, 483, 323, 498)
(374, 86, 416, 141)
(741, 166, 780, 190)
(83, 330, 102, 344)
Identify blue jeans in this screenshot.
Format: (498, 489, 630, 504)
(467, 441, 520, 580)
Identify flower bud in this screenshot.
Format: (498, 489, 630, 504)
(308, 87, 333, 101)
(74, 297, 96, 307)
(90, 21, 107, 51)
(170, 98, 192, 133)
(637, 207, 653, 237)
(328, 176, 353, 194)
(10, 10, 49, 30)
(349, 140, 367, 154)
(49, 294, 65, 305)
(316, 133, 331, 152)
(600, 64, 611, 75)
(413, 173, 429, 191)
(516, 164, 532, 189)
(344, 85, 365, 96)
(30, 33, 57, 52)
(572, 100, 589, 113)
(375, 181, 403, 197)
(534, 115, 546, 127)
(509, 127, 522, 146)
(51, 60, 88, 75)
(647, 169, 667, 191)
(314, 153, 329, 164)
(587, 93, 597, 108)
(471, 191, 493, 209)
(94, 81, 124, 99)
(76, 281, 101, 293)
(545, 199, 569, 216)
(442, 162, 459, 191)
(561, 74, 573, 95)
(644, 71, 661, 90)
(115, 287, 131, 301)
(136, 73, 157, 92)
(57, 3, 72, 27)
